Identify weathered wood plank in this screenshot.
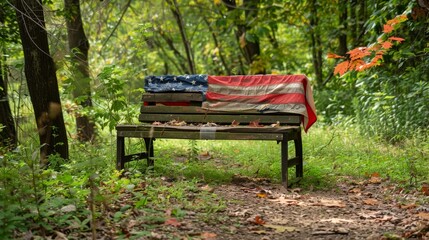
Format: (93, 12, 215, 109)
(142, 92, 203, 102)
(117, 124, 300, 133)
(138, 113, 301, 125)
(117, 130, 284, 140)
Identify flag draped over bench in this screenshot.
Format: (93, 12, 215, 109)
(143, 74, 317, 131)
(203, 75, 317, 132)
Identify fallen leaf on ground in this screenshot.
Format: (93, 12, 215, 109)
(270, 196, 300, 206)
(369, 172, 382, 184)
(421, 184, 429, 196)
(198, 151, 211, 160)
(416, 212, 429, 220)
(315, 199, 346, 208)
(257, 192, 267, 198)
(363, 198, 379, 205)
(200, 232, 217, 239)
(164, 218, 181, 227)
(320, 218, 354, 224)
(200, 184, 214, 192)
(253, 216, 266, 225)
(264, 224, 296, 233)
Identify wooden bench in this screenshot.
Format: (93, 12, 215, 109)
(116, 92, 303, 188)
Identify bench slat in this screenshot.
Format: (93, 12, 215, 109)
(138, 113, 301, 125)
(142, 92, 203, 102)
(117, 130, 284, 140)
(117, 124, 300, 133)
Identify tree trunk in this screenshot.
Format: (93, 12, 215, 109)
(14, 0, 69, 162)
(0, 57, 17, 150)
(222, 0, 264, 74)
(64, 0, 95, 142)
(338, 1, 348, 56)
(309, 0, 323, 86)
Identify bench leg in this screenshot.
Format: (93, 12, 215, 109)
(281, 137, 289, 189)
(144, 138, 154, 167)
(294, 131, 303, 178)
(117, 136, 125, 170)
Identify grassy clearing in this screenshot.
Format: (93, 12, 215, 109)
(124, 125, 429, 189)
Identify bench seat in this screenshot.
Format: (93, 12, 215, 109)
(116, 92, 304, 188)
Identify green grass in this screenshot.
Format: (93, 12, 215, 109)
(122, 125, 428, 189)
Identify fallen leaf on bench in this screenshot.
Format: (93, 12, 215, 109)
(152, 121, 163, 125)
(270, 121, 281, 127)
(231, 120, 240, 126)
(249, 120, 263, 127)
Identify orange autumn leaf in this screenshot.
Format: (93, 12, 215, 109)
(386, 14, 408, 25)
(254, 216, 266, 225)
(249, 120, 263, 127)
(389, 36, 405, 43)
(382, 41, 393, 49)
(334, 60, 350, 76)
(348, 47, 371, 60)
(383, 24, 394, 33)
(327, 53, 345, 59)
(257, 192, 268, 198)
(349, 59, 365, 71)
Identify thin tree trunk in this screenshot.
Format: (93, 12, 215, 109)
(338, 1, 348, 56)
(14, 0, 69, 162)
(0, 57, 17, 150)
(202, 17, 232, 75)
(309, 0, 323, 86)
(166, 0, 196, 74)
(64, 0, 95, 142)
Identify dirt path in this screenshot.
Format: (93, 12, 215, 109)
(154, 176, 429, 240)
(67, 175, 428, 239)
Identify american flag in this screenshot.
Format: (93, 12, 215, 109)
(203, 75, 317, 131)
(144, 74, 208, 93)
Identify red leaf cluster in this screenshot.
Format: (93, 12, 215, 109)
(331, 15, 408, 76)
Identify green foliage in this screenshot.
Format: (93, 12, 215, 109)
(92, 65, 139, 131)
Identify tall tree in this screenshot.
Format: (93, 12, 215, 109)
(0, 3, 18, 150)
(64, 0, 95, 142)
(14, 0, 69, 161)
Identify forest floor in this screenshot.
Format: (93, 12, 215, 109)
(86, 174, 429, 240)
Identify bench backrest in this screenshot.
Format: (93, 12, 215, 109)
(140, 93, 301, 126)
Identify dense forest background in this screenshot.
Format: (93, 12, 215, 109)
(1, 0, 428, 147)
(0, 0, 428, 238)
